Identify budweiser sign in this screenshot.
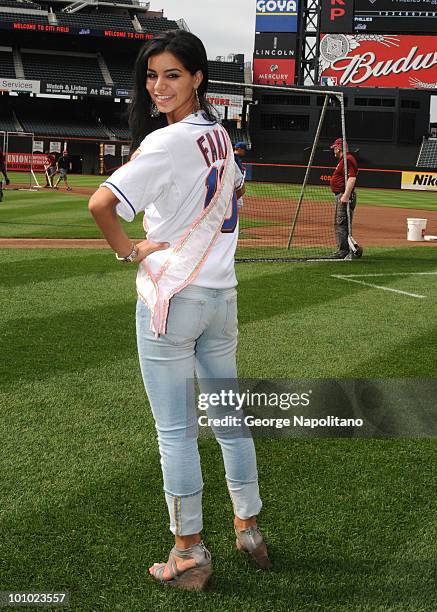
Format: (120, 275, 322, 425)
(319, 35, 437, 89)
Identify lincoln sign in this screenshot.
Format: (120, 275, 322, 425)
(319, 35, 437, 89)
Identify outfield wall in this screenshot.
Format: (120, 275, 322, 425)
(246, 163, 437, 192)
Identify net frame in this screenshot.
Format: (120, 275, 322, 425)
(0, 131, 4, 195)
(209, 80, 348, 262)
(4, 131, 40, 190)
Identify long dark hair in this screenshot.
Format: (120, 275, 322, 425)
(129, 30, 217, 152)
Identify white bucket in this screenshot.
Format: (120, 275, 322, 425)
(407, 218, 427, 241)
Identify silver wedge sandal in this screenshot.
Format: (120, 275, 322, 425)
(235, 525, 272, 569)
(149, 541, 212, 591)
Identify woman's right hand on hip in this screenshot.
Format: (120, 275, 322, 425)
(135, 239, 170, 263)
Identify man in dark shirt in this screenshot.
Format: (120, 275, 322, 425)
(234, 141, 249, 209)
(0, 148, 10, 186)
(54, 151, 72, 191)
(234, 141, 249, 173)
(329, 138, 358, 259)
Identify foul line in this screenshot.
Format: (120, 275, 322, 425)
(331, 274, 427, 299)
(336, 272, 437, 278)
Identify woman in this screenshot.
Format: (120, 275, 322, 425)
(89, 30, 270, 591)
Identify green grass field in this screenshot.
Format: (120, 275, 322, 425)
(1, 175, 436, 611)
(1, 172, 436, 240)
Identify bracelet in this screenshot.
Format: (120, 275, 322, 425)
(115, 243, 138, 263)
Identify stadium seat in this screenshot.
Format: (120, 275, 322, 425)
(0, 12, 48, 26)
(104, 54, 135, 90)
(136, 16, 179, 32)
(0, 50, 16, 79)
(21, 51, 107, 87)
(0, 0, 42, 9)
(208, 60, 245, 95)
(56, 12, 136, 32)
(13, 97, 110, 138)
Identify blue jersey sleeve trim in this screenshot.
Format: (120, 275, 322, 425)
(104, 181, 136, 218)
(182, 121, 217, 126)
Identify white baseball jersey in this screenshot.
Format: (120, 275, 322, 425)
(102, 112, 243, 289)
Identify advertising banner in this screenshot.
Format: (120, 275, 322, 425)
(319, 34, 437, 89)
(354, 0, 437, 33)
(115, 88, 132, 98)
(320, 0, 354, 34)
(104, 144, 116, 156)
(6, 153, 46, 171)
(41, 82, 114, 97)
(33, 141, 44, 153)
(254, 33, 297, 59)
(206, 94, 244, 108)
(401, 171, 437, 191)
(0, 20, 154, 41)
(255, 0, 299, 33)
(0, 78, 40, 94)
(253, 58, 296, 85)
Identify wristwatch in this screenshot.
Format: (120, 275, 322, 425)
(115, 243, 138, 263)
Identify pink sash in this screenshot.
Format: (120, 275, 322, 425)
(136, 127, 235, 336)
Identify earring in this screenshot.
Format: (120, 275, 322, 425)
(194, 89, 201, 113)
(150, 102, 160, 118)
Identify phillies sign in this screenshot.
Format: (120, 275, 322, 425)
(319, 35, 437, 88)
(256, 0, 299, 32)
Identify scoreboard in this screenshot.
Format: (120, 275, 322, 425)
(321, 0, 437, 33)
(354, 0, 437, 33)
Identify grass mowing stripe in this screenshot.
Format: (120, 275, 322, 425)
(0, 191, 145, 238)
(246, 182, 437, 211)
(1, 179, 436, 240)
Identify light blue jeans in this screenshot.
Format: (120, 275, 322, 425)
(136, 285, 262, 536)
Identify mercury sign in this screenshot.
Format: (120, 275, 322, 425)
(255, 0, 299, 32)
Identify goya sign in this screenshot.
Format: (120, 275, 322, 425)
(255, 0, 299, 33)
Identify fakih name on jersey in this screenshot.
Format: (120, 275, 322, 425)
(197, 128, 229, 168)
(256, 0, 297, 14)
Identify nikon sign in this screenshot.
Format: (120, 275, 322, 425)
(255, 0, 299, 32)
(402, 172, 437, 192)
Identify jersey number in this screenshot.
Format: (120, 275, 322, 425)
(204, 165, 238, 233)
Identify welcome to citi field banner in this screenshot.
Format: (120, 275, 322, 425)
(319, 34, 437, 88)
(255, 0, 299, 32)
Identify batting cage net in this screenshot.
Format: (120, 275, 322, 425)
(3, 132, 38, 189)
(209, 81, 347, 262)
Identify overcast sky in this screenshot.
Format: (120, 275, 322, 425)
(150, 1, 436, 121)
(150, 0, 256, 61)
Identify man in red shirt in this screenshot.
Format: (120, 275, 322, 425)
(44, 151, 57, 188)
(329, 138, 358, 259)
